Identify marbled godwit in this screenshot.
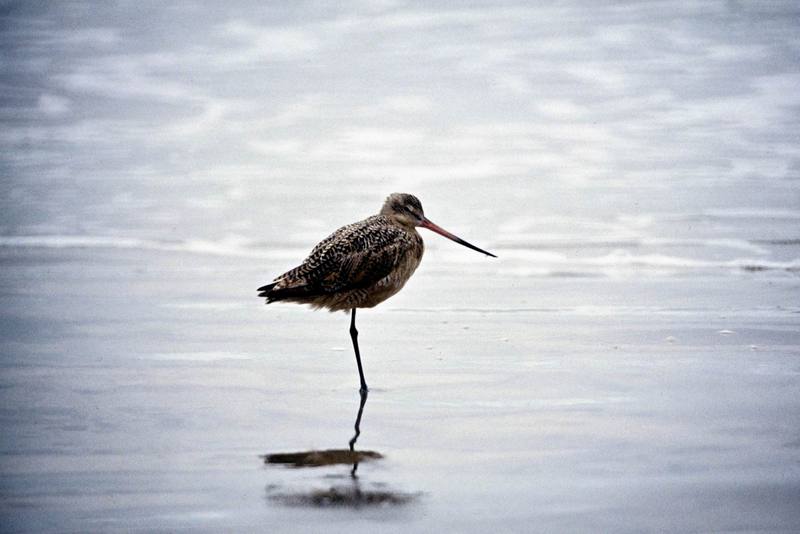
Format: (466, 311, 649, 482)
(258, 193, 495, 392)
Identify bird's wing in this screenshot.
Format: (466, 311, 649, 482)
(275, 216, 411, 295)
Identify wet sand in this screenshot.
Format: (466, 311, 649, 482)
(1, 246, 799, 532)
(3, 1, 800, 530)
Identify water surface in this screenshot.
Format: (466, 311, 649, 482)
(1, 1, 799, 532)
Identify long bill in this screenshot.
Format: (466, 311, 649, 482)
(420, 218, 497, 258)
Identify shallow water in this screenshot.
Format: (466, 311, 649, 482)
(1, 248, 799, 532)
(2, 1, 800, 532)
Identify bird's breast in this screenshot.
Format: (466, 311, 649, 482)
(354, 230, 423, 309)
(391, 232, 424, 283)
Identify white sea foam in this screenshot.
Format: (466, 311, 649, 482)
(703, 208, 800, 220)
(640, 238, 768, 254)
(142, 352, 254, 361)
(0, 234, 304, 260)
(491, 236, 766, 254)
(2, 234, 798, 276)
(0, 235, 152, 249)
(440, 246, 800, 276)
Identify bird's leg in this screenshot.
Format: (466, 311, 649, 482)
(349, 308, 368, 392)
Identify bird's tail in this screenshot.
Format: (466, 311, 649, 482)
(257, 283, 275, 295)
(257, 281, 314, 303)
(257, 282, 278, 302)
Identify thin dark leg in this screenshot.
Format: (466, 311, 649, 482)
(350, 308, 368, 392)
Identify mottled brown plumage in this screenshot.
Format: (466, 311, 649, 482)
(257, 192, 495, 391)
(259, 212, 424, 312)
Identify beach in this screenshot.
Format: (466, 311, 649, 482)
(2, 1, 800, 531)
(1, 245, 799, 532)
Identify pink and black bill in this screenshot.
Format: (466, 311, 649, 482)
(420, 218, 497, 258)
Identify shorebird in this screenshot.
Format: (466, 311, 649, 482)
(258, 193, 495, 392)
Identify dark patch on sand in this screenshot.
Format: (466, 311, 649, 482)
(263, 449, 383, 467)
(268, 484, 418, 508)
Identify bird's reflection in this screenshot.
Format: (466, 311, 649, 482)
(263, 390, 380, 471)
(263, 390, 417, 507)
(348, 389, 368, 478)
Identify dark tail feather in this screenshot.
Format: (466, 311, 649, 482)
(258, 282, 315, 303)
(257, 282, 277, 299)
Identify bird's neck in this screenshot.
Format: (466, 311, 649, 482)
(381, 213, 417, 232)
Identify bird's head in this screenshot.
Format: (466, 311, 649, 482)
(380, 192, 497, 257)
(380, 192, 425, 227)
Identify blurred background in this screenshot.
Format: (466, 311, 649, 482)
(2, 0, 798, 275)
(2, 1, 800, 532)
